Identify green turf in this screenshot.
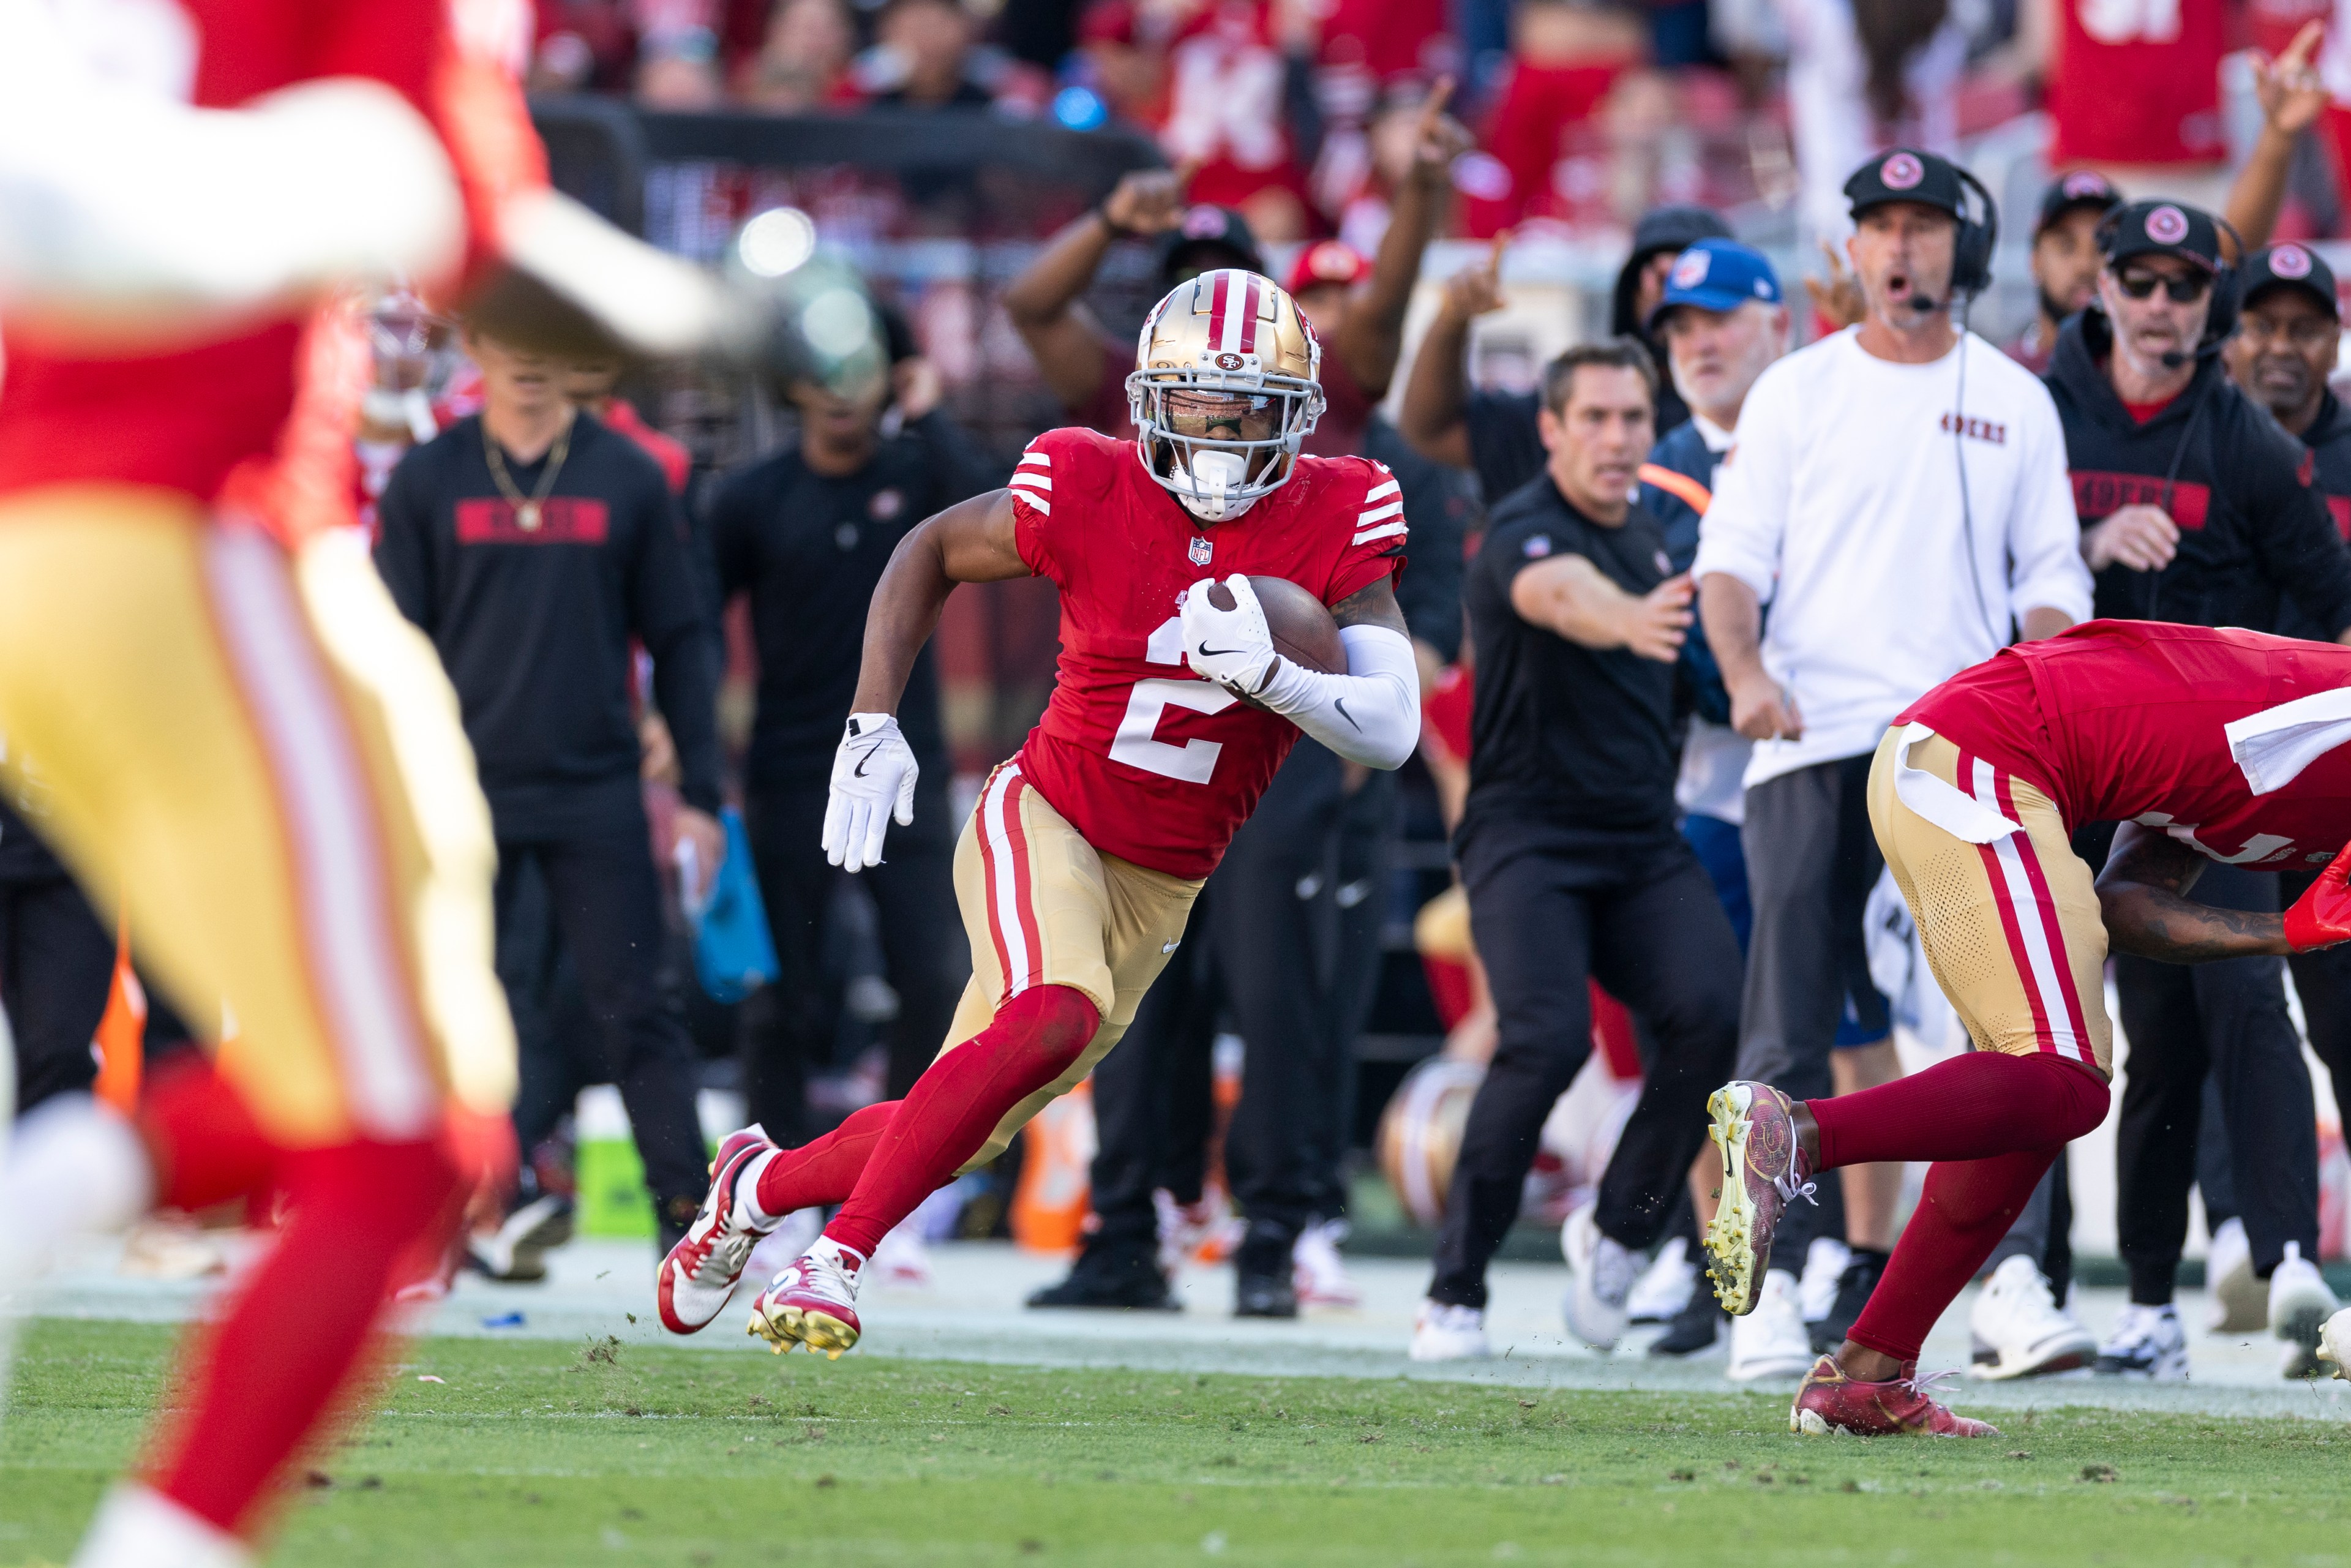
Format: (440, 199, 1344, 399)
(6, 1319, 2351, 1566)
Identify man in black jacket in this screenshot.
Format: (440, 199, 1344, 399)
(2044, 201, 2351, 1379)
(705, 340, 990, 1146)
(376, 325, 726, 1255)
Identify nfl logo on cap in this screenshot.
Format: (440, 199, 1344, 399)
(2061, 170, 2110, 199)
(1671, 250, 1712, 288)
(1881, 152, 1924, 190)
(2273, 244, 2314, 280)
(2147, 204, 2189, 244)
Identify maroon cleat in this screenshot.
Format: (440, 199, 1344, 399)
(1701, 1081, 1817, 1315)
(655, 1126, 778, 1335)
(1791, 1356, 1998, 1437)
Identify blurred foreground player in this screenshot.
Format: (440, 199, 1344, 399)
(1702, 620, 2351, 1437)
(656, 270, 1421, 1354)
(0, 6, 728, 1561)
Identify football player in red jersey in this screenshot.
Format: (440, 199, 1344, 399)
(656, 269, 1422, 1354)
(0, 4, 726, 1561)
(1700, 619, 2351, 1436)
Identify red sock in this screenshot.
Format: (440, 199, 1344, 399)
(1845, 1149, 2060, 1365)
(148, 1136, 461, 1537)
(825, 985, 1100, 1258)
(1808, 1051, 2108, 1169)
(752, 1100, 899, 1220)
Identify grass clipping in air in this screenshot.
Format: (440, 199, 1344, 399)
(5, 1319, 2351, 1564)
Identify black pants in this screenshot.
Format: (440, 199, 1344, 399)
(2286, 868, 2351, 1155)
(2114, 861, 2317, 1303)
(1, 873, 113, 1114)
(1429, 824, 1742, 1309)
(1080, 745, 1364, 1262)
(494, 799, 707, 1212)
(740, 772, 964, 1141)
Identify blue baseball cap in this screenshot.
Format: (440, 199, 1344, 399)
(1646, 238, 1783, 331)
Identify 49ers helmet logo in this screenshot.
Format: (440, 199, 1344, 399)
(1215, 351, 1245, 370)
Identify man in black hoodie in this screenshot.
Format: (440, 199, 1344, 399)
(2044, 201, 2351, 1379)
(377, 324, 726, 1256)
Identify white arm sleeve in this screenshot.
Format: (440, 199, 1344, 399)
(0, 5, 462, 327)
(1253, 625, 1421, 771)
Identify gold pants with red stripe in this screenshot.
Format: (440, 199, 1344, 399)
(0, 489, 515, 1146)
(1866, 728, 2113, 1076)
(937, 760, 1203, 1172)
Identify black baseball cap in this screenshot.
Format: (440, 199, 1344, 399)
(2098, 199, 2224, 274)
(2034, 170, 2123, 236)
(1155, 204, 1264, 284)
(1843, 148, 1968, 222)
(2241, 242, 2341, 320)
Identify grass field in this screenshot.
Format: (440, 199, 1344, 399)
(7, 1319, 2351, 1566)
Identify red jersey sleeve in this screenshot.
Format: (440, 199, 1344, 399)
(1008, 427, 1112, 585)
(1325, 457, 1408, 605)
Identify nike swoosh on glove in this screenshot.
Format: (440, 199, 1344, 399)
(1181, 573, 1277, 697)
(2288, 839, 2351, 951)
(821, 713, 917, 874)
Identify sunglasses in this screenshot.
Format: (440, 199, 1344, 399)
(2115, 269, 2212, 304)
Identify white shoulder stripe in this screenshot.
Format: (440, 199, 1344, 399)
(1015, 493, 1052, 514)
(1018, 451, 1051, 469)
(1352, 520, 1407, 546)
(1008, 472, 1051, 492)
(1354, 499, 1403, 527)
(1362, 478, 1400, 503)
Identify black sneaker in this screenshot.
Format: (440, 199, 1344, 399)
(465, 1193, 576, 1283)
(1234, 1271, 1299, 1318)
(1646, 1280, 1722, 1357)
(1809, 1247, 1888, 1353)
(1027, 1245, 1179, 1310)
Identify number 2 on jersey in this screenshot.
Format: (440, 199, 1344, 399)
(1106, 616, 1238, 784)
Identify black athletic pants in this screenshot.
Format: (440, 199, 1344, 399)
(1428, 821, 1742, 1310)
(738, 771, 964, 1141)
(2114, 861, 2318, 1303)
(0, 872, 113, 1114)
(2286, 868, 2351, 1168)
(1078, 744, 1368, 1265)
(495, 794, 708, 1214)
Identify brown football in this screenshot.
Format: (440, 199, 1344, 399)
(1206, 576, 1346, 675)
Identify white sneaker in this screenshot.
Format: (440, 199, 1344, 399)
(1625, 1235, 1696, 1324)
(1292, 1218, 1362, 1308)
(1561, 1205, 1640, 1351)
(2204, 1217, 2264, 1334)
(870, 1221, 934, 1290)
(2270, 1241, 2339, 1378)
(2318, 1306, 2351, 1379)
(1968, 1254, 2096, 1379)
(2094, 1302, 2189, 1380)
(1409, 1299, 1490, 1361)
(1796, 1237, 1850, 1327)
(1726, 1269, 1813, 1381)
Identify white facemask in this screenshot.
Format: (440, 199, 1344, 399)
(1169, 448, 1257, 522)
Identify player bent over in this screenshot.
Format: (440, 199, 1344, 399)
(657, 271, 1421, 1355)
(1702, 620, 2351, 1436)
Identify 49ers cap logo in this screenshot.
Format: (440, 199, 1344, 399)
(1181, 206, 1229, 240)
(2062, 170, 2113, 199)
(2146, 204, 2190, 244)
(1880, 152, 1924, 190)
(2272, 244, 2314, 279)
(1670, 249, 1711, 288)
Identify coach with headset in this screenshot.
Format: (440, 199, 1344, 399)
(1692, 148, 2092, 1381)
(2042, 199, 2351, 1380)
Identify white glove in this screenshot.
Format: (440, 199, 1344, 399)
(1181, 574, 1277, 697)
(820, 713, 917, 873)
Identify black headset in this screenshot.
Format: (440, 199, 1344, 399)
(2092, 203, 2244, 349)
(1948, 165, 1999, 300)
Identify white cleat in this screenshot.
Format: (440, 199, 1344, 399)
(1725, 1269, 1813, 1381)
(2094, 1302, 2189, 1380)
(2203, 1216, 2265, 1334)
(1292, 1218, 1362, 1309)
(1968, 1255, 2096, 1379)
(1625, 1234, 1695, 1325)
(1408, 1299, 1490, 1362)
(653, 1127, 778, 1335)
(2317, 1306, 2351, 1379)
(747, 1237, 866, 1359)
(2270, 1241, 2338, 1379)
(1561, 1205, 1638, 1351)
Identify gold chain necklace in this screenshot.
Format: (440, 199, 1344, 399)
(482, 414, 574, 533)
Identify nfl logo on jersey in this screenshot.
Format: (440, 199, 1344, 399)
(1188, 535, 1213, 566)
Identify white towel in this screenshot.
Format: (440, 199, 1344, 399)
(2224, 687, 2351, 797)
(1891, 722, 2022, 844)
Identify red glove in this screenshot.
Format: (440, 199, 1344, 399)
(2286, 840, 2351, 951)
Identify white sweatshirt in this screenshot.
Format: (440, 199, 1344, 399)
(1691, 327, 2093, 789)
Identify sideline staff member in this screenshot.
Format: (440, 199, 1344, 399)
(1412, 340, 1742, 1363)
(377, 325, 724, 1253)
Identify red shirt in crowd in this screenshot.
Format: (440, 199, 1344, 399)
(2046, 0, 2230, 166)
(1005, 426, 1403, 878)
(1900, 620, 2351, 866)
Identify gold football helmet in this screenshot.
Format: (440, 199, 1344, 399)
(1128, 269, 1325, 522)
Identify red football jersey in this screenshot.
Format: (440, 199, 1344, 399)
(1900, 620, 2351, 868)
(2045, 0, 2229, 165)
(1007, 427, 1406, 879)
